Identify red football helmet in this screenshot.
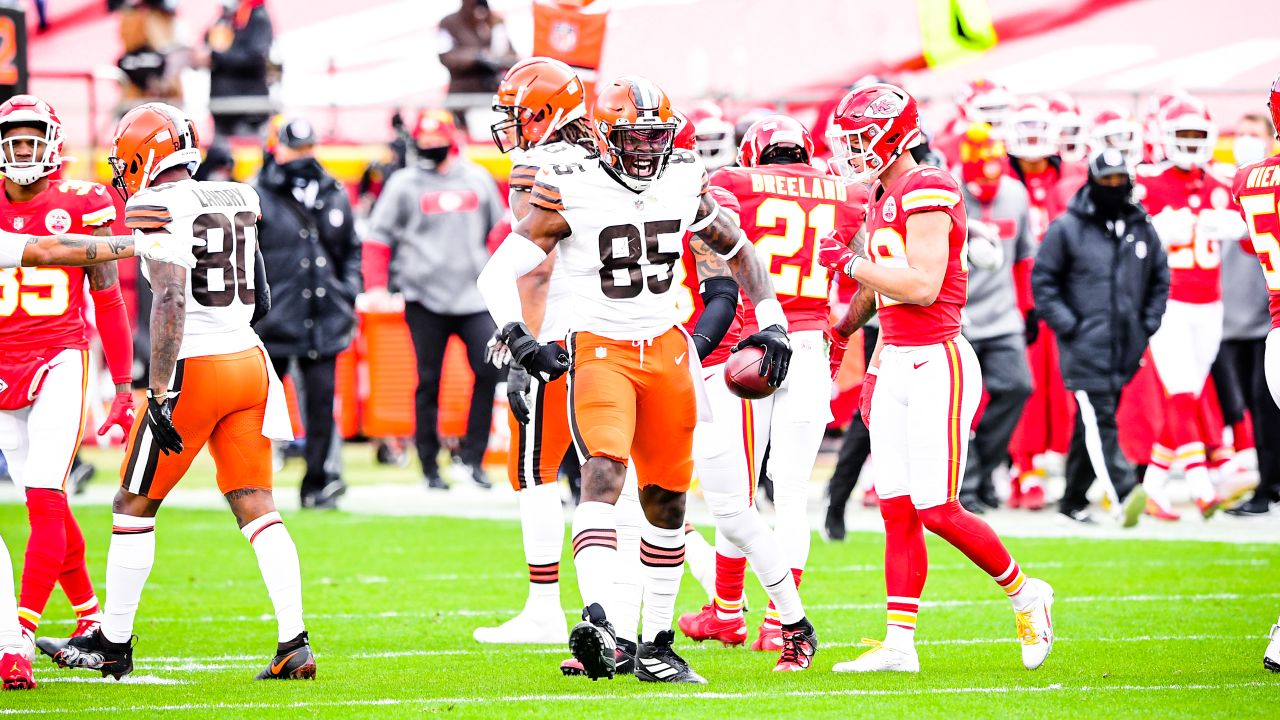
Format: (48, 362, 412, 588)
(593, 76, 679, 192)
(672, 108, 696, 151)
(684, 100, 735, 170)
(827, 83, 921, 184)
(1160, 97, 1216, 170)
(1046, 92, 1088, 162)
(1006, 97, 1056, 161)
(1090, 108, 1142, 167)
(0, 94, 63, 186)
(956, 79, 1014, 136)
(737, 114, 815, 168)
(1270, 72, 1280, 140)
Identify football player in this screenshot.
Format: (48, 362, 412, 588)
(819, 83, 1053, 673)
(1230, 72, 1280, 673)
(1090, 108, 1144, 169)
(0, 95, 131, 669)
(684, 101, 737, 171)
(477, 76, 794, 684)
(679, 115, 861, 658)
(1138, 97, 1244, 519)
(37, 102, 313, 681)
(1047, 92, 1088, 164)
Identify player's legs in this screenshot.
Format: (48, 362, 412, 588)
(477, 374, 569, 644)
(1147, 301, 1219, 509)
(8, 350, 95, 650)
(0, 533, 34, 690)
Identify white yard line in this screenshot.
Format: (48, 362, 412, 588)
(2, 681, 1274, 714)
(37, 675, 185, 685)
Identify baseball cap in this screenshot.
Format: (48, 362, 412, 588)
(277, 118, 316, 149)
(1088, 147, 1130, 180)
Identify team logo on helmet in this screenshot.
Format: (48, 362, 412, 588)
(867, 94, 905, 119)
(882, 196, 897, 222)
(44, 208, 71, 234)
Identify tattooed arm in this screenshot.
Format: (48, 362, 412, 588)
(833, 284, 878, 338)
(17, 232, 133, 267)
(147, 257, 187, 397)
(690, 195, 777, 308)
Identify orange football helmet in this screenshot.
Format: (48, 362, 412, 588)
(109, 102, 201, 198)
(593, 76, 678, 192)
(491, 57, 587, 153)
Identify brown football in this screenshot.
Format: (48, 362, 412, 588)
(724, 346, 776, 400)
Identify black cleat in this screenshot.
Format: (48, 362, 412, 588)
(37, 628, 134, 679)
(568, 603, 617, 680)
(775, 619, 818, 671)
(1226, 496, 1274, 517)
(823, 506, 846, 542)
(615, 637, 637, 675)
(635, 630, 706, 684)
(256, 631, 316, 680)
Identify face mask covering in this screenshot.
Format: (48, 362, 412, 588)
(1234, 135, 1269, 167)
(280, 157, 323, 182)
(417, 145, 451, 170)
(1088, 182, 1132, 218)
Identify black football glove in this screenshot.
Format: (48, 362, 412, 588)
(731, 324, 792, 388)
(145, 389, 184, 456)
(506, 363, 532, 425)
(502, 322, 569, 383)
(1024, 307, 1040, 346)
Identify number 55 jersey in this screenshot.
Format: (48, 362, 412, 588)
(125, 179, 263, 359)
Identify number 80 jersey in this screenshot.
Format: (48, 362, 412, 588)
(126, 179, 263, 360)
(529, 149, 709, 341)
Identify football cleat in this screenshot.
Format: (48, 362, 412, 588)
(751, 622, 783, 651)
(559, 657, 586, 676)
(37, 628, 134, 680)
(71, 614, 103, 639)
(678, 604, 748, 647)
(560, 640, 636, 678)
(635, 630, 706, 684)
(567, 603, 617, 680)
(1007, 480, 1024, 509)
(255, 631, 316, 680)
(473, 607, 568, 644)
(1145, 497, 1181, 521)
(831, 639, 919, 673)
(1, 652, 35, 690)
(1015, 578, 1055, 670)
(1022, 485, 1046, 511)
(1265, 624, 1280, 672)
(774, 620, 818, 672)
(1120, 485, 1148, 528)
(1195, 496, 1223, 520)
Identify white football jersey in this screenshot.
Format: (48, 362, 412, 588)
(511, 141, 593, 342)
(529, 149, 709, 341)
(126, 179, 263, 360)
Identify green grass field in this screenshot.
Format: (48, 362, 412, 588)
(3, 495, 1280, 719)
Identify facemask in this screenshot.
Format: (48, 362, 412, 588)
(417, 145, 451, 169)
(1088, 181, 1132, 219)
(1234, 135, 1269, 167)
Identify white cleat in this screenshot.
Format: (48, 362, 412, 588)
(473, 607, 569, 645)
(831, 639, 919, 673)
(1264, 624, 1280, 672)
(1015, 578, 1055, 670)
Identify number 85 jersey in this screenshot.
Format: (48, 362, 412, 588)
(529, 149, 709, 341)
(125, 179, 263, 359)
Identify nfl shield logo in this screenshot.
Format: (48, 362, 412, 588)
(635, 199, 644, 210)
(550, 21, 579, 53)
(13, 217, 22, 230)
(882, 196, 897, 222)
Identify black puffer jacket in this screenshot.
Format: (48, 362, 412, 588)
(1031, 184, 1170, 393)
(252, 161, 361, 359)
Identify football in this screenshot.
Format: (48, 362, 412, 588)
(724, 346, 776, 400)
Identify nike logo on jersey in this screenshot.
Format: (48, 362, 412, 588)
(913, 360, 929, 370)
(675, 353, 686, 365)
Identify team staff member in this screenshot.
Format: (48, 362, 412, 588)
(253, 118, 361, 509)
(364, 110, 505, 490)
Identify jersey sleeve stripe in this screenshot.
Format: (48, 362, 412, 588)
(901, 189, 961, 211)
(532, 180, 562, 199)
(530, 192, 566, 211)
(124, 206, 173, 229)
(82, 206, 117, 226)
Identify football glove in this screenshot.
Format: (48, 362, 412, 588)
(859, 367, 878, 429)
(506, 363, 532, 425)
(816, 232, 863, 278)
(1024, 307, 1040, 346)
(732, 324, 792, 388)
(965, 220, 1004, 271)
(145, 389, 184, 456)
(1150, 207, 1195, 248)
(502, 322, 570, 383)
(97, 390, 137, 436)
(826, 330, 849, 381)
(485, 328, 512, 369)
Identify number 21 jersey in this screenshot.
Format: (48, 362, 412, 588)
(125, 179, 262, 359)
(530, 149, 708, 341)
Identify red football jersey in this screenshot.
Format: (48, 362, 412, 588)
(1232, 154, 1280, 329)
(679, 186, 741, 367)
(867, 165, 968, 346)
(1012, 160, 1078, 243)
(711, 163, 867, 334)
(1137, 163, 1236, 304)
(0, 179, 117, 353)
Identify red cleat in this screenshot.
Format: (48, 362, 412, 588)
(678, 604, 747, 647)
(774, 623, 818, 671)
(1022, 485, 1046, 511)
(1007, 480, 1024, 509)
(751, 623, 783, 651)
(1145, 498, 1181, 521)
(1, 652, 35, 690)
(1196, 497, 1223, 519)
(71, 616, 102, 639)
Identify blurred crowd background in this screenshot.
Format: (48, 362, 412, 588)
(3, 0, 1279, 525)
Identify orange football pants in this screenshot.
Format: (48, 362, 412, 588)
(566, 326, 696, 493)
(506, 364, 572, 491)
(120, 347, 273, 500)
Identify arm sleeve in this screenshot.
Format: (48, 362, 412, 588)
(1030, 220, 1080, 338)
(0, 231, 22, 267)
(1141, 226, 1171, 337)
(90, 285, 134, 385)
(251, 246, 272, 327)
(691, 276, 739, 360)
(476, 232, 550, 328)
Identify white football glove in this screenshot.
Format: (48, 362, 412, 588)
(1150, 207, 1196, 248)
(1195, 208, 1248, 242)
(137, 234, 203, 269)
(965, 221, 1004, 271)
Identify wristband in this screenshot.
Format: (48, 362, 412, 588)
(717, 231, 750, 261)
(865, 365, 878, 377)
(848, 255, 866, 279)
(753, 298, 788, 332)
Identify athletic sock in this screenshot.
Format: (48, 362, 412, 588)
(713, 552, 747, 621)
(1145, 443, 1175, 509)
(570, 501, 618, 620)
(612, 486, 643, 643)
(241, 512, 306, 643)
(639, 521, 685, 643)
(519, 482, 564, 612)
(682, 523, 717, 601)
(994, 559, 1038, 611)
(762, 568, 803, 630)
(880, 496, 926, 649)
(102, 514, 156, 644)
(59, 507, 99, 619)
(0, 534, 21, 650)
(1179, 443, 1216, 504)
(18, 489, 69, 636)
